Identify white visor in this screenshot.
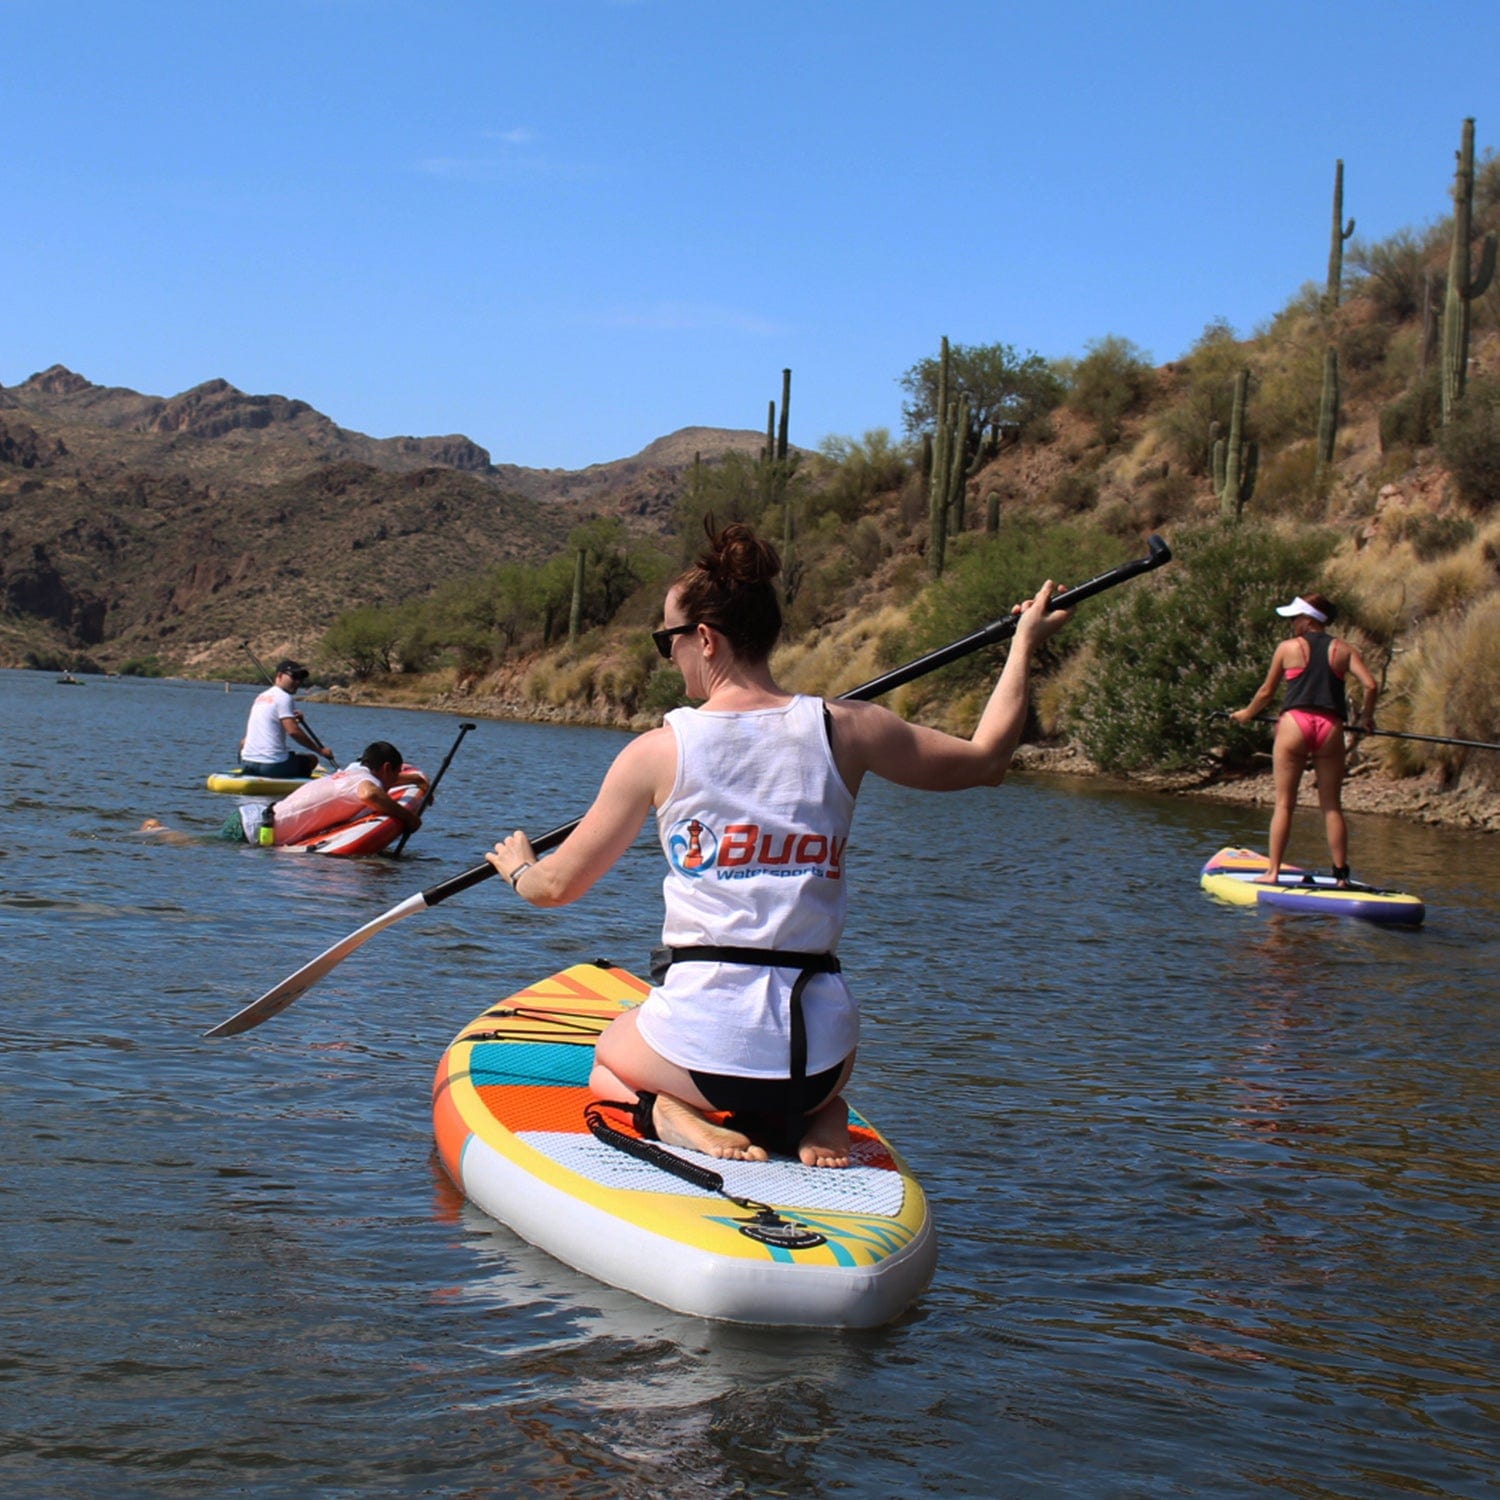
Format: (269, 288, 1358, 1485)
(1275, 596, 1328, 623)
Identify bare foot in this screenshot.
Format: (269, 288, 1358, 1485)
(652, 1094, 769, 1162)
(1252, 872, 1281, 885)
(798, 1095, 851, 1168)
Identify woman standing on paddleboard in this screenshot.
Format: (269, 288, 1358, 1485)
(486, 520, 1071, 1168)
(1231, 592, 1378, 887)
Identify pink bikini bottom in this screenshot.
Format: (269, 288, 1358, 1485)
(1285, 708, 1342, 752)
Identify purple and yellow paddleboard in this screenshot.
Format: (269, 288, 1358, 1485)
(433, 961, 936, 1327)
(1200, 847, 1424, 926)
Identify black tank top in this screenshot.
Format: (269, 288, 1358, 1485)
(1282, 631, 1348, 720)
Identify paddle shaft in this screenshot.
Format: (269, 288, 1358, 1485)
(1228, 711, 1499, 753)
(242, 641, 335, 765)
(391, 722, 477, 856)
(419, 534, 1174, 907)
(205, 535, 1172, 1036)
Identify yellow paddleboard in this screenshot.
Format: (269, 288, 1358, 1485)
(432, 961, 936, 1327)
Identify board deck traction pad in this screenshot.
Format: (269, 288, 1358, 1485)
(1199, 846, 1424, 925)
(432, 960, 935, 1325)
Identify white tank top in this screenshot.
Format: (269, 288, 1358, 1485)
(635, 695, 859, 1079)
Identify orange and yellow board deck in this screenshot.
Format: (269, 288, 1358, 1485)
(433, 961, 936, 1327)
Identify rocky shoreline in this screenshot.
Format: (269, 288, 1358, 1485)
(1010, 745, 1500, 833)
(321, 681, 1499, 835)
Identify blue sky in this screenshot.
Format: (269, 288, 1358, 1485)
(4, 1, 1497, 471)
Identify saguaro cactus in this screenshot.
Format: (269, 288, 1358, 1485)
(568, 547, 585, 643)
(1325, 159, 1355, 312)
(929, 338, 972, 576)
(1315, 345, 1340, 492)
(1440, 117, 1498, 423)
(1213, 368, 1258, 518)
(757, 370, 796, 561)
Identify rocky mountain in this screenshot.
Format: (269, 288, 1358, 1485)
(0, 366, 765, 674)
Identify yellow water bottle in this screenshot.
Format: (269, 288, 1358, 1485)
(257, 806, 275, 846)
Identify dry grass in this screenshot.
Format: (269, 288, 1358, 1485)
(775, 603, 911, 699)
(1378, 593, 1500, 787)
(1322, 517, 1499, 636)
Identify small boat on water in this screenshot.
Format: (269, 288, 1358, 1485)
(1200, 847, 1425, 926)
(432, 960, 936, 1328)
(56, 673, 85, 686)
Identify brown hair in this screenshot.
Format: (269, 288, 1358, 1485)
(671, 518, 783, 661)
(1302, 592, 1337, 625)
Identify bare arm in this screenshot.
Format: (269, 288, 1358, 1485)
(831, 581, 1073, 793)
(485, 727, 674, 906)
(354, 779, 422, 832)
(1231, 644, 1290, 724)
(280, 714, 331, 760)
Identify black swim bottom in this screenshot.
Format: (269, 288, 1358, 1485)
(687, 1060, 846, 1117)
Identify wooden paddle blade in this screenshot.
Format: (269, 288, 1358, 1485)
(203, 892, 430, 1037)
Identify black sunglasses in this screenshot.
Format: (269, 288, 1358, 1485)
(651, 623, 696, 660)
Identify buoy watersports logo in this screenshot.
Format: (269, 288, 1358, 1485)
(666, 816, 845, 880)
(667, 817, 720, 876)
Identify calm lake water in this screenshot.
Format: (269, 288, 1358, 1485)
(3, 668, 1498, 1499)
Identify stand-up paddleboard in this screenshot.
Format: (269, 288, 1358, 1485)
(433, 961, 936, 1328)
(206, 767, 327, 797)
(1200, 847, 1424, 926)
(279, 780, 423, 858)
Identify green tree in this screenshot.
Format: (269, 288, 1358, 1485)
(811, 429, 912, 522)
(1153, 319, 1246, 473)
(1071, 521, 1336, 772)
(1347, 227, 1432, 322)
(674, 450, 769, 558)
(899, 340, 1064, 448)
(1437, 376, 1500, 511)
(563, 517, 654, 630)
(896, 517, 1121, 701)
(321, 605, 403, 678)
(1067, 335, 1155, 444)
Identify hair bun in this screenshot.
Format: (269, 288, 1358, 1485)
(698, 519, 781, 586)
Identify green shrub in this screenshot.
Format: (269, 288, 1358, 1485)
(1399, 512, 1477, 560)
(1379, 370, 1441, 451)
(1341, 320, 1392, 374)
(1044, 470, 1100, 514)
(1438, 378, 1500, 512)
(811, 430, 913, 522)
(894, 517, 1122, 702)
(1252, 344, 1322, 451)
(1069, 520, 1337, 772)
(1066, 335, 1155, 445)
(1152, 319, 1247, 474)
(1347, 229, 1430, 322)
(119, 655, 166, 677)
(321, 605, 402, 678)
(1255, 443, 1322, 514)
(639, 664, 688, 717)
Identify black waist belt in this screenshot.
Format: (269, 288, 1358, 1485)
(649, 946, 841, 1082)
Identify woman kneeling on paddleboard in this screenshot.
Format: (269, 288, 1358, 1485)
(1231, 592, 1377, 887)
(486, 519, 1071, 1168)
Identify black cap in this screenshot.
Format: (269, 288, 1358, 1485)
(275, 659, 309, 679)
